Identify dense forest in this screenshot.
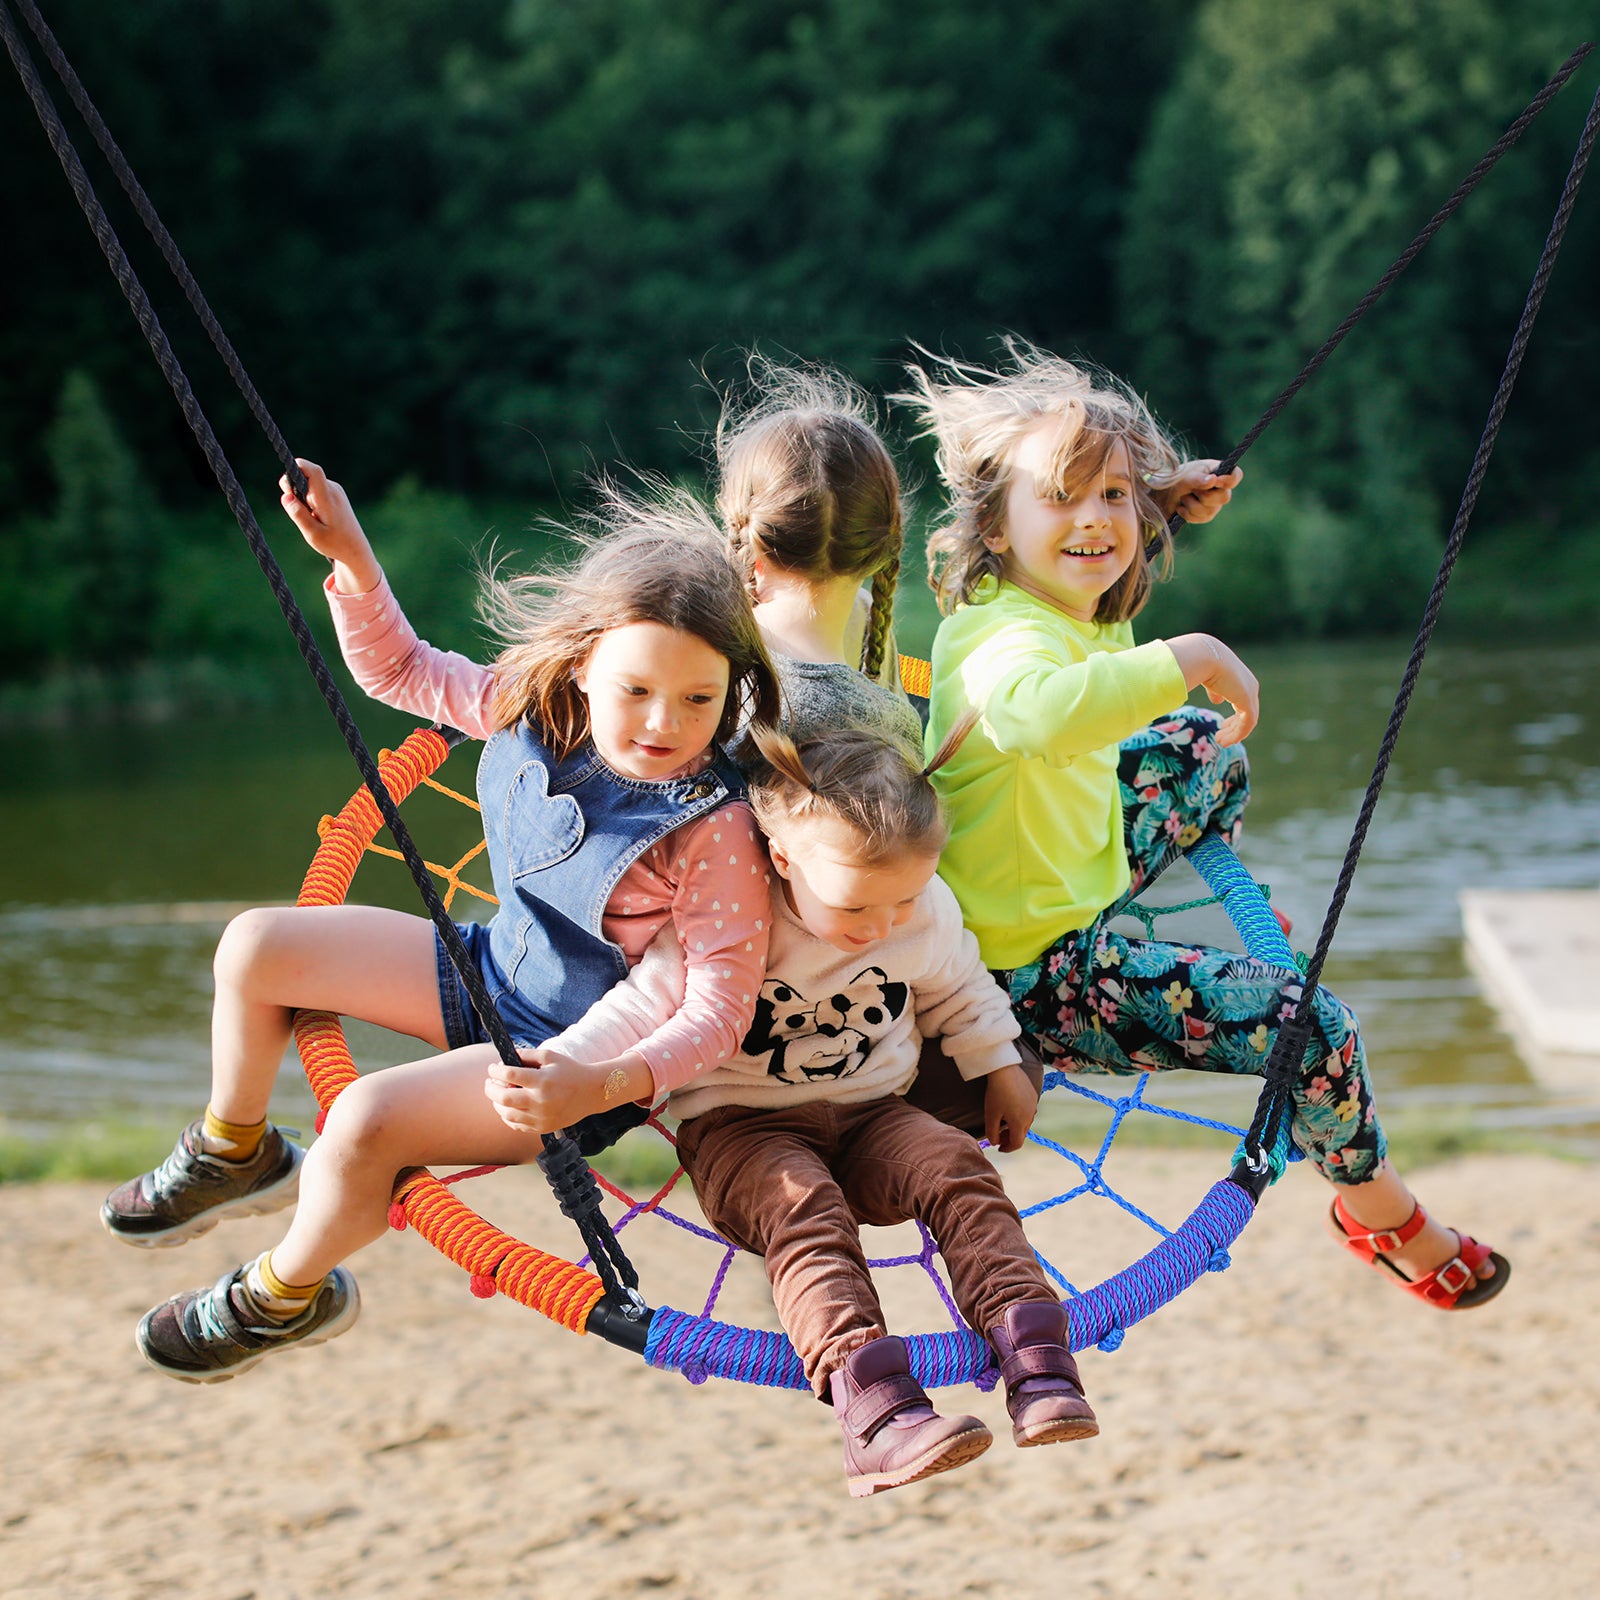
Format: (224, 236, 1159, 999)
(2, 0, 1596, 713)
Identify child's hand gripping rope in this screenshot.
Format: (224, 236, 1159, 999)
(1157, 458, 1243, 526)
(280, 457, 383, 594)
(485, 1045, 653, 1137)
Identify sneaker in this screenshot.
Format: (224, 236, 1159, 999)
(136, 1263, 360, 1383)
(828, 1335, 992, 1497)
(101, 1121, 303, 1248)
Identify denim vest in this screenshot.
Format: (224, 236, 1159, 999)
(471, 717, 744, 1080)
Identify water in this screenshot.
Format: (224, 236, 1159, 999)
(2, 640, 1597, 1146)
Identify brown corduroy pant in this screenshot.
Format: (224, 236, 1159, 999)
(677, 1089, 1055, 1398)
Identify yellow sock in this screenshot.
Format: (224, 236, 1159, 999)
(245, 1251, 324, 1321)
(201, 1107, 267, 1159)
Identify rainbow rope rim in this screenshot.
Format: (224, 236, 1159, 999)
(292, 724, 1295, 1387)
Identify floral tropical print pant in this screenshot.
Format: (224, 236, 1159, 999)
(1008, 705, 1385, 1185)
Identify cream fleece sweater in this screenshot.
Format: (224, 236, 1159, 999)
(546, 872, 1021, 1121)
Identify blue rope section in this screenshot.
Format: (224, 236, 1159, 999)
(643, 1179, 1255, 1388)
(1186, 833, 1305, 1182)
(1187, 834, 1297, 968)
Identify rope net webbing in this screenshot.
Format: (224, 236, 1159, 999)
(299, 725, 1289, 1384)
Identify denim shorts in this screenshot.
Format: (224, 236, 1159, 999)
(434, 919, 516, 1052)
(433, 919, 647, 1156)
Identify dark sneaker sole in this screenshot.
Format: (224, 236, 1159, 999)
(136, 1270, 361, 1384)
(100, 1146, 303, 1249)
(846, 1423, 993, 1497)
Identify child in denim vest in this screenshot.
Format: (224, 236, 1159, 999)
(104, 468, 782, 1380)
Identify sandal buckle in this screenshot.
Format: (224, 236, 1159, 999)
(1434, 1257, 1473, 1297)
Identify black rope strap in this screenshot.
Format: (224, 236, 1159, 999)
(0, 0, 639, 1309)
(1243, 76, 1600, 1167)
(1162, 42, 1594, 537)
(7, 0, 308, 505)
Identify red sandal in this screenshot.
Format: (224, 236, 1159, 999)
(1328, 1193, 1510, 1310)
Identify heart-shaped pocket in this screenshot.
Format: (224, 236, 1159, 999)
(504, 759, 585, 874)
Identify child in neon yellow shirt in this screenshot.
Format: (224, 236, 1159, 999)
(905, 342, 1507, 1313)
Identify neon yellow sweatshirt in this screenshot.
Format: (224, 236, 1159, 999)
(927, 581, 1189, 969)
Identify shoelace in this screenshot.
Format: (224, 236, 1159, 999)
(189, 1276, 250, 1349)
(147, 1139, 215, 1202)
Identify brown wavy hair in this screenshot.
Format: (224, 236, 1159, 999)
(899, 339, 1185, 622)
(744, 715, 977, 866)
(480, 484, 780, 758)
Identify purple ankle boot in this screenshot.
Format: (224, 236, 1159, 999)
(988, 1302, 1099, 1447)
(828, 1335, 992, 1497)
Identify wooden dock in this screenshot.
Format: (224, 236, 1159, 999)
(1461, 888, 1600, 1090)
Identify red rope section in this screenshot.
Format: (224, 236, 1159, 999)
(290, 728, 607, 1336)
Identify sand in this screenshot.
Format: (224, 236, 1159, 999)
(0, 1148, 1592, 1600)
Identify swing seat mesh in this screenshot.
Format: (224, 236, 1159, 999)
(292, 720, 1300, 1390)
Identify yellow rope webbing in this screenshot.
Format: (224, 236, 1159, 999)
(898, 654, 932, 698)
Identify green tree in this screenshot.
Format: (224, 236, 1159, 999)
(36, 370, 162, 665)
(1118, 0, 1598, 633)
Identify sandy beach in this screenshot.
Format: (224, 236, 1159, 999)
(1, 1146, 1592, 1600)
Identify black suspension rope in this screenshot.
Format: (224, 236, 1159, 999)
(1162, 42, 1594, 537)
(7, 0, 308, 505)
(1243, 77, 1600, 1169)
(0, 0, 640, 1310)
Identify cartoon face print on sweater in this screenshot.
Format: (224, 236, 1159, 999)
(742, 967, 910, 1084)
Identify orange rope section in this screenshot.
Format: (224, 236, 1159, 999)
(898, 654, 932, 698)
(291, 727, 606, 1335)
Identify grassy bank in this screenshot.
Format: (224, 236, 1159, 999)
(2, 1102, 1581, 1192)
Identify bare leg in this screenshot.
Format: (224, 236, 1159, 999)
(209, 905, 448, 1125)
(266, 1044, 546, 1285)
(1326, 1160, 1497, 1286)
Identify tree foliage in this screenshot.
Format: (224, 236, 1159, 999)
(37, 370, 160, 665)
(0, 0, 1594, 688)
(1120, 0, 1599, 633)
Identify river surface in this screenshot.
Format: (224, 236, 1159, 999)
(2, 639, 1598, 1148)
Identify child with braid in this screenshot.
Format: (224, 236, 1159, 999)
(714, 363, 1048, 1130)
(715, 363, 921, 751)
(497, 725, 1094, 1497)
(905, 342, 1508, 1312)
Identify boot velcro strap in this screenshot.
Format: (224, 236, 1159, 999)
(1001, 1345, 1079, 1384)
(844, 1373, 927, 1441)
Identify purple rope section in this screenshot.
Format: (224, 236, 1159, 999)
(642, 1180, 1253, 1389)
